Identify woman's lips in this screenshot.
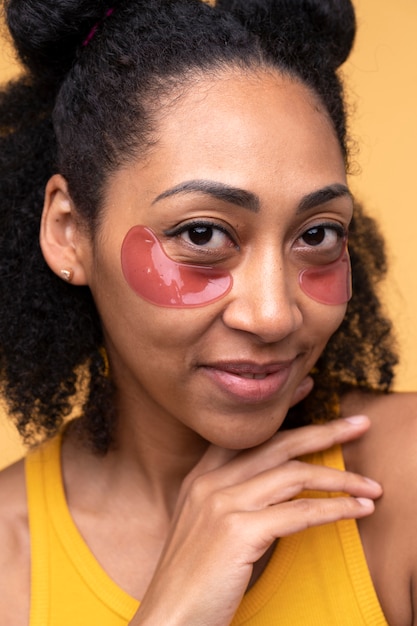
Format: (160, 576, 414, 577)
(201, 360, 295, 403)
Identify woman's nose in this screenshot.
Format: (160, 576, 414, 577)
(221, 249, 303, 343)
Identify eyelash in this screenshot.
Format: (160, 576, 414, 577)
(165, 220, 238, 252)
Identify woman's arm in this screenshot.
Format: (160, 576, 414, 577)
(343, 391, 417, 626)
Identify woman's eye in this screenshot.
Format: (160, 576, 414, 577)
(296, 223, 346, 264)
(178, 224, 233, 250)
(300, 225, 342, 249)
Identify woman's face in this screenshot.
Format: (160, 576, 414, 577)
(81, 70, 353, 449)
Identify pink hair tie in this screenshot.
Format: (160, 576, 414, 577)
(82, 8, 115, 47)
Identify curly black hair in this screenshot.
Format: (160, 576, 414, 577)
(0, 0, 397, 453)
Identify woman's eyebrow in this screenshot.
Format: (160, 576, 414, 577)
(152, 179, 260, 212)
(152, 180, 352, 214)
(297, 184, 353, 213)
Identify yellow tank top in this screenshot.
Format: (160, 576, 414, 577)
(26, 435, 388, 625)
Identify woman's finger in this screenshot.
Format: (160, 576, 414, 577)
(242, 494, 376, 551)
(220, 460, 382, 509)
(192, 415, 372, 492)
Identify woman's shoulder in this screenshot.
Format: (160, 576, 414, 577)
(0, 458, 31, 623)
(342, 390, 417, 625)
(342, 389, 417, 472)
(342, 389, 417, 503)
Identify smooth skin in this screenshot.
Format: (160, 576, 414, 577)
(0, 69, 416, 625)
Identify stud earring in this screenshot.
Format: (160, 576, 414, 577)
(60, 268, 74, 282)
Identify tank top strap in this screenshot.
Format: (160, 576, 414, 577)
(25, 437, 58, 626)
(25, 434, 139, 625)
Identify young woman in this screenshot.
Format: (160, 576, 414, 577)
(0, 0, 416, 624)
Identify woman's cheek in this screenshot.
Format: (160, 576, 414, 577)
(121, 225, 233, 308)
(299, 246, 352, 305)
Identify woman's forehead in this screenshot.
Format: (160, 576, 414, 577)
(135, 70, 345, 200)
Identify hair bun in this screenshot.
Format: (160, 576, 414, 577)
(217, 0, 356, 70)
(5, 0, 113, 83)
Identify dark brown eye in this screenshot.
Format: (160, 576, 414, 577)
(296, 223, 346, 265)
(169, 221, 237, 255)
(178, 224, 234, 251)
(302, 226, 326, 246)
(188, 226, 213, 245)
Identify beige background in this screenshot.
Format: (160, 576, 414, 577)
(0, 0, 416, 468)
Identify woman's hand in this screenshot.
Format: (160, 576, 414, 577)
(131, 414, 381, 626)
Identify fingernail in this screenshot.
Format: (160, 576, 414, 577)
(344, 415, 368, 425)
(356, 497, 374, 509)
(363, 477, 381, 489)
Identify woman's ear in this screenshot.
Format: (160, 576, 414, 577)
(40, 174, 90, 285)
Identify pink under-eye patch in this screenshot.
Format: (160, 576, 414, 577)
(298, 246, 352, 305)
(121, 225, 233, 308)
